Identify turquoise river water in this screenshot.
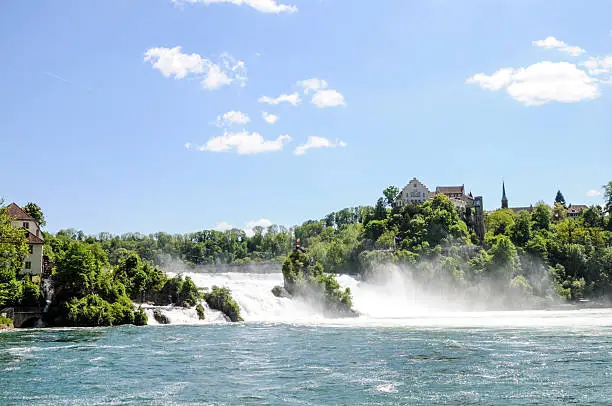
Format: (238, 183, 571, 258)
(2, 271, 612, 405)
(2, 313, 612, 405)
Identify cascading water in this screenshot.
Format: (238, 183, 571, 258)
(149, 268, 610, 328)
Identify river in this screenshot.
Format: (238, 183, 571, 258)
(1, 271, 611, 405)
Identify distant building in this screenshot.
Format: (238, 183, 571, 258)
(567, 204, 588, 218)
(432, 185, 480, 211)
(395, 177, 430, 206)
(499, 182, 536, 213)
(6, 203, 44, 276)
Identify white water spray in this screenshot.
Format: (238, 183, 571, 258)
(150, 268, 611, 329)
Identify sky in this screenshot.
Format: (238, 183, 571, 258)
(1, 0, 611, 236)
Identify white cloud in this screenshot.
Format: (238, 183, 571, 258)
(216, 111, 250, 127)
(533, 36, 586, 56)
(294, 136, 347, 155)
(202, 63, 232, 89)
(258, 92, 301, 105)
(297, 78, 328, 94)
(587, 189, 602, 197)
(246, 218, 273, 230)
(184, 142, 192, 149)
(262, 112, 279, 124)
(311, 89, 346, 108)
(245, 218, 273, 236)
(144, 46, 204, 79)
(582, 56, 612, 76)
(466, 68, 516, 90)
(172, 0, 297, 13)
(144, 47, 247, 90)
(198, 130, 291, 154)
(214, 221, 234, 231)
(213, 218, 273, 236)
(467, 61, 600, 106)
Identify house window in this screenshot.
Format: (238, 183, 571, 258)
(25, 261, 31, 270)
(28, 245, 34, 254)
(23, 222, 29, 229)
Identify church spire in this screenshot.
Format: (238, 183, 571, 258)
(501, 181, 508, 209)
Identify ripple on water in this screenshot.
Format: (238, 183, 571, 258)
(0, 319, 611, 405)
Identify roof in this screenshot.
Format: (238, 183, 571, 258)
(26, 231, 44, 244)
(502, 182, 508, 202)
(509, 206, 533, 213)
(435, 185, 465, 195)
(6, 203, 36, 222)
(568, 205, 588, 213)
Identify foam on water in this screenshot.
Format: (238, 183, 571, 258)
(140, 303, 227, 325)
(155, 270, 612, 329)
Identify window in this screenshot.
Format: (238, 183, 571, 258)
(23, 222, 29, 229)
(25, 261, 32, 270)
(28, 245, 34, 254)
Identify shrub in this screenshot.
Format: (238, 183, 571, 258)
(281, 249, 355, 316)
(134, 307, 148, 326)
(0, 316, 13, 328)
(66, 294, 136, 327)
(177, 276, 201, 307)
(204, 286, 243, 322)
(195, 303, 205, 320)
(153, 309, 170, 324)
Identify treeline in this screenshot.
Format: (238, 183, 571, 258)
(49, 182, 612, 303)
(1, 181, 611, 322)
(51, 206, 372, 268)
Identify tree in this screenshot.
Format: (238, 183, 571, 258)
(486, 209, 515, 236)
(23, 202, 46, 227)
(555, 190, 566, 208)
(531, 203, 551, 231)
(382, 186, 399, 207)
(552, 202, 567, 223)
(373, 198, 387, 221)
(510, 211, 531, 247)
(604, 181, 612, 215)
(0, 206, 29, 306)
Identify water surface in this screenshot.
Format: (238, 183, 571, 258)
(2, 313, 611, 405)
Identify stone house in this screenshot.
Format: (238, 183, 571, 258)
(6, 203, 44, 276)
(567, 204, 588, 218)
(395, 177, 430, 206)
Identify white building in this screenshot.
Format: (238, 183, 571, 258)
(6, 203, 44, 276)
(395, 177, 430, 206)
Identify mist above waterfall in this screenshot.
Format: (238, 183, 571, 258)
(144, 264, 611, 329)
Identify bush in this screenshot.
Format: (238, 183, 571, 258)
(271, 285, 290, 298)
(0, 316, 13, 328)
(153, 309, 169, 324)
(66, 294, 136, 327)
(134, 307, 148, 326)
(178, 276, 201, 307)
(19, 277, 40, 306)
(204, 286, 243, 322)
(281, 249, 355, 316)
(66, 294, 114, 327)
(195, 303, 205, 320)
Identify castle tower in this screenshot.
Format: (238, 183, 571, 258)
(501, 181, 508, 209)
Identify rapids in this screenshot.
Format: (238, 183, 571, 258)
(150, 270, 611, 329)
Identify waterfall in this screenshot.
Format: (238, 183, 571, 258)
(147, 269, 609, 328)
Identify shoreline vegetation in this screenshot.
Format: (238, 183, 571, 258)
(1, 181, 611, 328)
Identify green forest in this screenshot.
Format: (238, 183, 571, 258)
(1, 181, 611, 327)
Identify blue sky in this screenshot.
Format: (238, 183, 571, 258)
(1, 0, 611, 235)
